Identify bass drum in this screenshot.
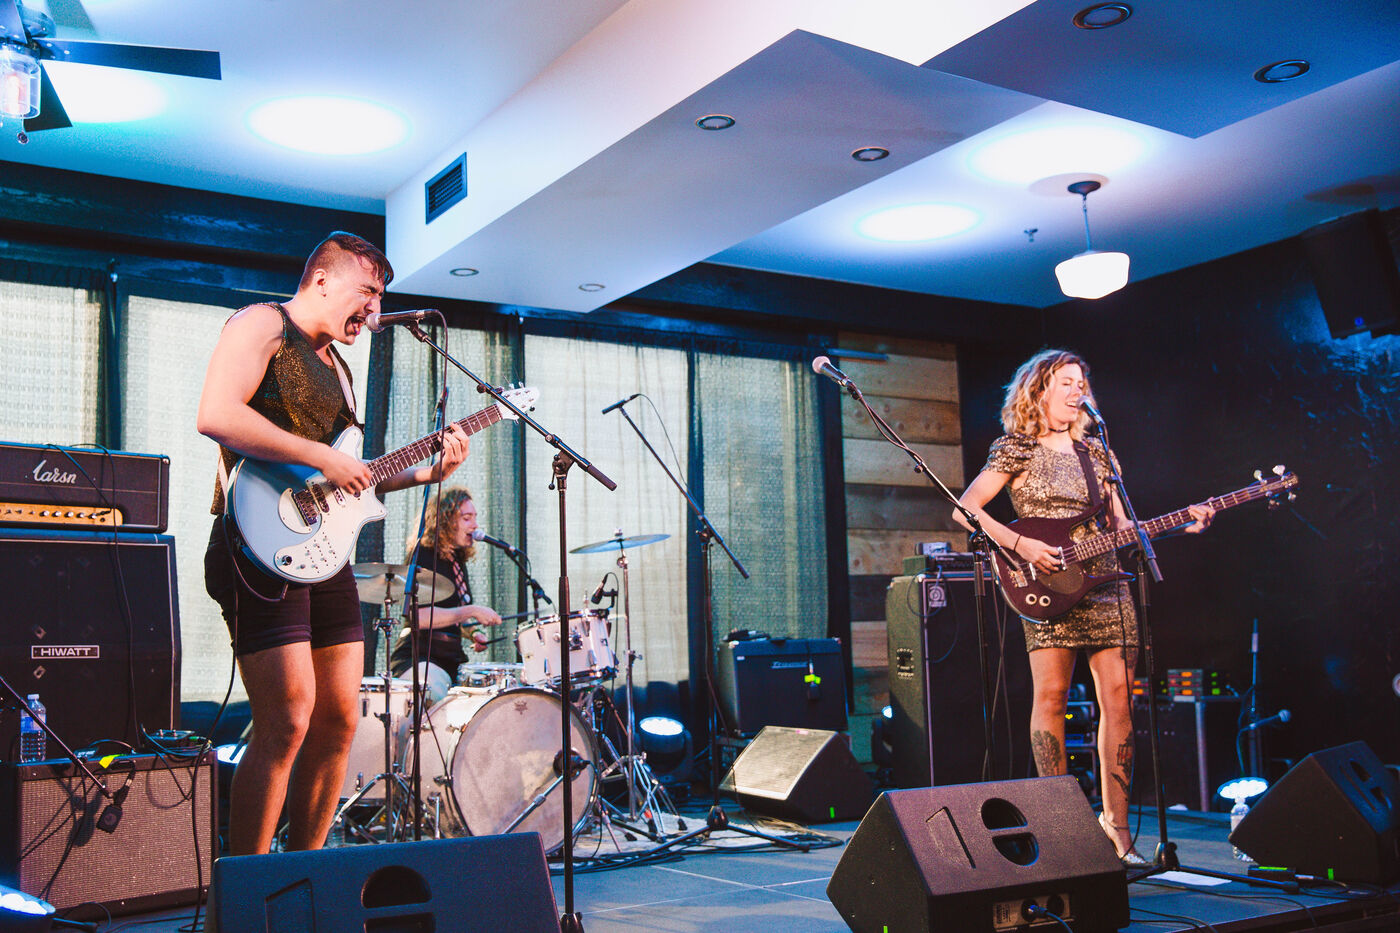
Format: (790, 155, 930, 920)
(404, 687, 598, 853)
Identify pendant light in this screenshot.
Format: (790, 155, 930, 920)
(1055, 180, 1130, 299)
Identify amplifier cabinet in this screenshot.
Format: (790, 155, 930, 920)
(0, 752, 217, 916)
(716, 637, 848, 735)
(0, 529, 180, 753)
(0, 441, 170, 532)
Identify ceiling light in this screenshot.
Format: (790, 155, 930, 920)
(1054, 179, 1129, 300)
(578, 283, 605, 292)
(449, 267, 479, 277)
(41, 61, 168, 123)
(247, 96, 409, 155)
(0, 44, 40, 120)
(1073, 3, 1132, 29)
(695, 114, 734, 131)
(968, 123, 1148, 185)
(851, 146, 889, 162)
(1254, 60, 1310, 83)
(856, 203, 980, 242)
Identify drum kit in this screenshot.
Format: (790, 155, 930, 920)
(334, 530, 675, 853)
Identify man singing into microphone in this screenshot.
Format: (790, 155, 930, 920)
(390, 487, 504, 704)
(199, 232, 472, 855)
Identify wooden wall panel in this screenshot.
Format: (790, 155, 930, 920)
(842, 437, 964, 489)
(846, 485, 962, 533)
(838, 354, 959, 402)
(835, 332, 956, 361)
(848, 529, 968, 576)
(842, 396, 960, 445)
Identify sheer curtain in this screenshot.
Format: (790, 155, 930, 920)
(379, 323, 521, 663)
(0, 282, 102, 444)
(121, 294, 371, 702)
(695, 352, 827, 649)
(522, 335, 690, 688)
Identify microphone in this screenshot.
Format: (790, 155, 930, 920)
(1241, 709, 1291, 731)
(601, 393, 640, 414)
(471, 528, 519, 558)
(811, 356, 853, 388)
(364, 309, 437, 333)
(589, 574, 612, 605)
(1078, 397, 1105, 423)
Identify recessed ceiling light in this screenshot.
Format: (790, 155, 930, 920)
(1072, 3, 1132, 29)
(578, 283, 605, 292)
(968, 123, 1148, 185)
(450, 267, 479, 277)
(856, 204, 980, 243)
(40, 61, 167, 123)
(695, 114, 735, 131)
(1254, 60, 1310, 83)
(247, 96, 409, 155)
(851, 147, 889, 162)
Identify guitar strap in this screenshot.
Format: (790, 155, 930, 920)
(1073, 440, 1108, 523)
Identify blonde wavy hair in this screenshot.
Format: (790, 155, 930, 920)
(1000, 349, 1096, 440)
(415, 487, 477, 562)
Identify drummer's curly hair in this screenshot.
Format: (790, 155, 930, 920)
(418, 487, 477, 562)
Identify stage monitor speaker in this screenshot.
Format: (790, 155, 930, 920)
(719, 726, 873, 823)
(207, 832, 561, 932)
(1301, 207, 1400, 338)
(887, 573, 1033, 789)
(0, 529, 179, 753)
(716, 637, 848, 734)
(828, 775, 1128, 933)
(1230, 741, 1400, 884)
(0, 751, 216, 917)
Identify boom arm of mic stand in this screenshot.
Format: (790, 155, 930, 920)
(0, 675, 111, 796)
(615, 404, 747, 578)
(402, 323, 616, 491)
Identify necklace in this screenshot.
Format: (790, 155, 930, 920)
(1047, 425, 1071, 433)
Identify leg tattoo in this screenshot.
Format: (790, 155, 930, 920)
(1031, 730, 1065, 776)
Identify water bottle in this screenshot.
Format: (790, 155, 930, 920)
(18, 694, 46, 763)
(1229, 799, 1251, 861)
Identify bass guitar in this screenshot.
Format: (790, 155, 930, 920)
(994, 466, 1298, 621)
(226, 386, 538, 583)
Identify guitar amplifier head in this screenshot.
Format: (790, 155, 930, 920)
(0, 442, 170, 532)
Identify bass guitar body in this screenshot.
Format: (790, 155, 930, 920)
(991, 505, 1131, 621)
(226, 426, 387, 584)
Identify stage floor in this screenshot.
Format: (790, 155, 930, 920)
(74, 805, 1399, 932)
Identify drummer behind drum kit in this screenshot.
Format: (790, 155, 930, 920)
(333, 530, 677, 854)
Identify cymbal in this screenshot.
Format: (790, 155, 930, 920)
(352, 563, 455, 605)
(570, 533, 670, 554)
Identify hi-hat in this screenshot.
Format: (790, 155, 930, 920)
(352, 563, 455, 605)
(571, 533, 669, 554)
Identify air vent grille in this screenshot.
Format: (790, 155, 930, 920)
(425, 153, 468, 223)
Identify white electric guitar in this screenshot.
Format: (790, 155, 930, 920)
(226, 386, 538, 583)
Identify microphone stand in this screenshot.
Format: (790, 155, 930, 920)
(831, 369, 1014, 783)
(400, 321, 614, 933)
(1088, 415, 1289, 891)
(609, 400, 804, 851)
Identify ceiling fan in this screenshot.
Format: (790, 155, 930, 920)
(0, 0, 219, 137)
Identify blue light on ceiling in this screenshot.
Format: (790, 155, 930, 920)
(42, 61, 167, 123)
(856, 203, 981, 242)
(967, 123, 1148, 185)
(246, 96, 409, 155)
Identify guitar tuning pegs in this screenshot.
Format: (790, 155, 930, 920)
(1272, 464, 1286, 475)
(1253, 469, 1263, 481)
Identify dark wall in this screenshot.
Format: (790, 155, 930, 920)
(960, 236, 1400, 767)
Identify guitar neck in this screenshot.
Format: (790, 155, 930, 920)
(1067, 482, 1280, 562)
(366, 405, 502, 485)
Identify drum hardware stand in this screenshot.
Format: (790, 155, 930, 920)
(831, 364, 1012, 782)
(586, 685, 677, 842)
(607, 402, 807, 851)
(400, 321, 616, 933)
(502, 752, 595, 835)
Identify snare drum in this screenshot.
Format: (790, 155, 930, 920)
(341, 676, 414, 802)
(516, 610, 616, 687)
(456, 661, 524, 692)
(401, 687, 598, 853)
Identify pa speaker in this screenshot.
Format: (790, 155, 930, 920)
(1301, 208, 1400, 338)
(0, 529, 179, 753)
(208, 833, 560, 932)
(720, 726, 873, 823)
(0, 752, 216, 917)
(828, 776, 1128, 933)
(1230, 741, 1400, 884)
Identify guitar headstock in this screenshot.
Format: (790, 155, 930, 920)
(1253, 464, 1298, 508)
(494, 384, 539, 420)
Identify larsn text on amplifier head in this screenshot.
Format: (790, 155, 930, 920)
(0, 441, 169, 532)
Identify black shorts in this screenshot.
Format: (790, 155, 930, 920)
(205, 516, 364, 657)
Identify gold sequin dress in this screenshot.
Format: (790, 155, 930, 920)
(985, 434, 1138, 651)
